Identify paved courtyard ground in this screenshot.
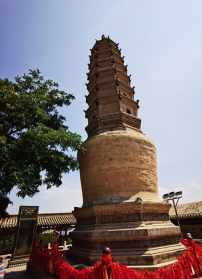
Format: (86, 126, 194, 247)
(5, 265, 54, 279)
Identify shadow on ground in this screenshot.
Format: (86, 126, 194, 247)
(5, 270, 55, 279)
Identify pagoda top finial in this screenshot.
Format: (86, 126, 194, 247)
(93, 35, 120, 49)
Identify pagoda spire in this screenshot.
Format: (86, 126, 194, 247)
(85, 35, 141, 138)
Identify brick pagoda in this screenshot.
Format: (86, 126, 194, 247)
(70, 35, 184, 268)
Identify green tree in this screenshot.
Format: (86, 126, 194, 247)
(0, 69, 82, 216)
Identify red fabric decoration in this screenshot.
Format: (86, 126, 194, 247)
(30, 239, 202, 279)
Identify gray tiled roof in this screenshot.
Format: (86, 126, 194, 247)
(1, 201, 201, 230)
(170, 201, 202, 219)
(0, 212, 76, 230)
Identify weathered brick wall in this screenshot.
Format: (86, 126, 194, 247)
(79, 129, 159, 207)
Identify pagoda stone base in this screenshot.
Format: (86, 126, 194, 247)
(70, 202, 184, 268)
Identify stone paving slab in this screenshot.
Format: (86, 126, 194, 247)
(5, 271, 54, 279)
(5, 265, 54, 279)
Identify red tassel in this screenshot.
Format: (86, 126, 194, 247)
(30, 239, 202, 279)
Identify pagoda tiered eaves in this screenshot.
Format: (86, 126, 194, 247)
(85, 35, 141, 137)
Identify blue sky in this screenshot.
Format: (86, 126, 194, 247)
(0, 0, 202, 213)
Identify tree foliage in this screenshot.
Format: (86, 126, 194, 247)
(0, 69, 82, 209)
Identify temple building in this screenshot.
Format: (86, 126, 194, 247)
(69, 35, 184, 268)
(0, 202, 202, 256)
(0, 213, 76, 255)
(170, 201, 202, 239)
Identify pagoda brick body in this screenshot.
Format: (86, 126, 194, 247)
(70, 35, 184, 268)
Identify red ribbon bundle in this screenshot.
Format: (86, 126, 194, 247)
(30, 239, 202, 279)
